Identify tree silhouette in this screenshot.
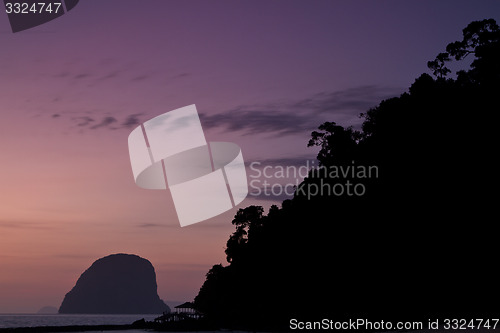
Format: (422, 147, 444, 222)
(194, 19, 500, 330)
(427, 52, 451, 78)
(225, 205, 264, 263)
(427, 18, 500, 84)
(308, 122, 361, 166)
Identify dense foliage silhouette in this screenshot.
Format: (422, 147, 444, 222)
(194, 19, 499, 329)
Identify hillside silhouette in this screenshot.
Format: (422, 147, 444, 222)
(59, 253, 170, 314)
(194, 19, 500, 329)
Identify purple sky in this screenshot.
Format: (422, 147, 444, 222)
(1, 0, 499, 313)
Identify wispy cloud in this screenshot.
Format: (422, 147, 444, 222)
(0, 220, 54, 230)
(137, 223, 169, 228)
(48, 85, 401, 134)
(90, 116, 117, 129)
(61, 113, 145, 131)
(97, 70, 121, 81)
(121, 113, 143, 128)
(73, 116, 95, 127)
(200, 107, 308, 135)
(74, 73, 90, 80)
(293, 85, 397, 114)
(200, 85, 401, 135)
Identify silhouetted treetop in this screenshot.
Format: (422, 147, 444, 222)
(231, 205, 264, 228)
(307, 122, 361, 166)
(427, 52, 451, 78)
(428, 18, 500, 85)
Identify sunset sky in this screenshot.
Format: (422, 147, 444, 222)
(1, 0, 499, 313)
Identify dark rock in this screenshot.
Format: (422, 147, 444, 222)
(131, 318, 146, 327)
(59, 253, 170, 314)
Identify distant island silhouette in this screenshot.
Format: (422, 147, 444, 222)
(36, 306, 58, 314)
(59, 253, 170, 314)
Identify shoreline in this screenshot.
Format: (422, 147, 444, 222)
(0, 326, 246, 333)
(0, 320, 228, 333)
(0, 324, 139, 332)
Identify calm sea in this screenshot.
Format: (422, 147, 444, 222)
(0, 314, 248, 333)
(0, 313, 158, 329)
